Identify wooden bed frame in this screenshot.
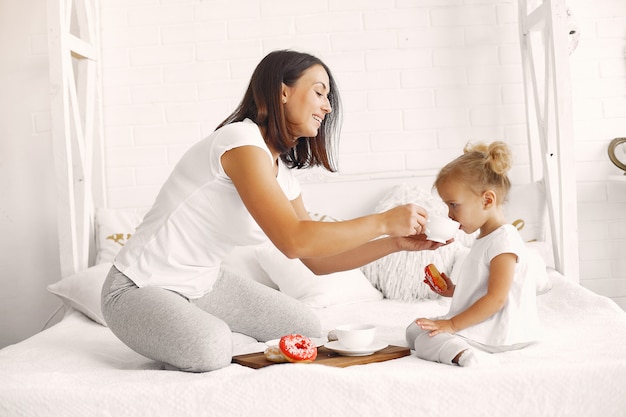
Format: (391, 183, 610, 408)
(518, 0, 579, 281)
(47, 0, 106, 278)
(46, 0, 580, 282)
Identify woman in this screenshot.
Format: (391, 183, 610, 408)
(102, 50, 443, 372)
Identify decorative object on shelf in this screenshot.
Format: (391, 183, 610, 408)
(608, 137, 626, 175)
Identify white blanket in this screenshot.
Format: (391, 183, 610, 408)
(1, 271, 625, 417)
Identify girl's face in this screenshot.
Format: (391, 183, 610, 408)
(282, 64, 332, 139)
(437, 180, 489, 236)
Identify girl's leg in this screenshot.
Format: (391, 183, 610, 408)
(405, 320, 472, 365)
(101, 266, 232, 372)
(194, 270, 321, 342)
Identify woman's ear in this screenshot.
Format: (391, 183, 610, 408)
(482, 190, 496, 209)
(281, 83, 289, 104)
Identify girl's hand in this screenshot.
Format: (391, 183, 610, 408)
(380, 204, 427, 237)
(423, 271, 455, 297)
(415, 318, 457, 337)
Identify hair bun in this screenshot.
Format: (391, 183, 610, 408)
(464, 141, 512, 175)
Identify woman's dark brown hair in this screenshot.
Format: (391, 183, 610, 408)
(217, 50, 342, 172)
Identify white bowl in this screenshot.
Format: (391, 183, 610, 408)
(425, 215, 460, 243)
(334, 324, 376, 349)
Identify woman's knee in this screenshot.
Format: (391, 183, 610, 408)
(174, 319, 233, 372)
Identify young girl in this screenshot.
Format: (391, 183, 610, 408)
(102, 50, 444, 373)
(406, 141, 540, 367)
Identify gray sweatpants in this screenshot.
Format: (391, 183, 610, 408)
(101, 266, 321, 372)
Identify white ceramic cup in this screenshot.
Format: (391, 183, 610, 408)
(425, 215, 460, 243)
(335, 324, 376, 349)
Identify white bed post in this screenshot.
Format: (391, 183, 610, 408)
(47, 0, 106, 277)
(518, 0, 579, 282)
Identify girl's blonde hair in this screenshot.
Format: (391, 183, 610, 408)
(434, 141, 513, 203)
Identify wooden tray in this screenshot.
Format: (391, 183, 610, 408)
(232, 345, 410, 369)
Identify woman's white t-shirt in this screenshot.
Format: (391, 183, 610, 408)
(114, 119, 301, 299)
(447, 224, 539, 347)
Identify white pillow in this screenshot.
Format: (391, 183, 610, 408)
(359, 184, 463, 301)
(528, 245, 552, 294)
(505, 181, 548, 242)
(221, 245, 278, 290)
(47, 262, 112, 326)
(254, 242, 383, 309)
(95, 208, 143, 264)
(362, 242, 462, 302)
(525, 240, 555, 269)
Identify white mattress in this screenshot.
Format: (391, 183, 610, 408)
(1, 270, 625, 417)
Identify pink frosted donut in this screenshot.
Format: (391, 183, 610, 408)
(278, 334, 317, 363)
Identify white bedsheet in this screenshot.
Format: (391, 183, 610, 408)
(1, 271, 625, 417)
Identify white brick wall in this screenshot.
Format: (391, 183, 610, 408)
(99, 0, 626, 309)
(568, 0, 626, 310)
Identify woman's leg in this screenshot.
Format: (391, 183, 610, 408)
(101, 266, 232, 372)
(194, 270, 321, 342)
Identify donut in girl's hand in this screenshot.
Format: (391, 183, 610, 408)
(278, 334, 317, 363)
(425, 263, 447, 292)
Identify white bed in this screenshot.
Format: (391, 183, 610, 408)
(1, 263, 625, 416)
(2, 176, 626, 417)
(3, 0, 626, 415)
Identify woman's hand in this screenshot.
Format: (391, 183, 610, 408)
(415, 318, 457, 337)
(380, 204, 428, 237)
(423, 271, 455, 297)
(396, 234, 451, 252)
